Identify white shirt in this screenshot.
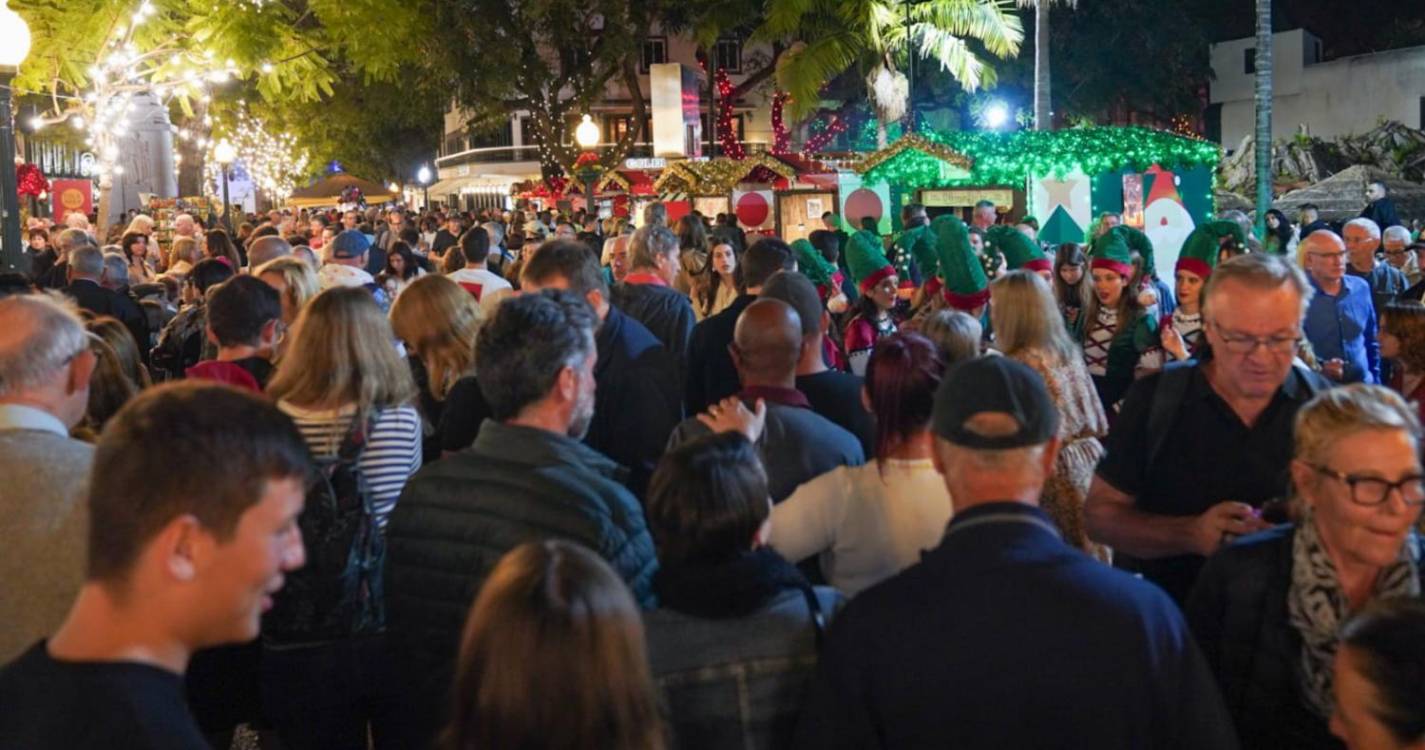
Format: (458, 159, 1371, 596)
(318, 262, 376, 291)
(447, 267, 513, 307)
(0, 404, 68, 437)
(769, 459, 953, 597)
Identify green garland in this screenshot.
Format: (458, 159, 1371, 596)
(858, 126, 1222, 188)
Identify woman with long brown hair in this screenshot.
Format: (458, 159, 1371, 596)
(991, 270, 1109, 558)
(204, 228, 242, 270)
(445, 540, 664, 750)
(389, 274, 483, 461)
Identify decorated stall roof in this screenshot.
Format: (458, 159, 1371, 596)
(654, 153, 799, 196)
(855, 126, 1221, 188)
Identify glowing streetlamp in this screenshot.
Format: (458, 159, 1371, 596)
(417, 165, 432, 209)
(214, 139, 237, 235)
(574, 114, 601, 218)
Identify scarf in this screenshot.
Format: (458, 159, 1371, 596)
(1286, 515, 1420, 718)
(653, 547, 811, 619)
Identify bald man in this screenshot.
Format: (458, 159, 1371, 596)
(245, 235, 292, 273)
(667, 298, 864, 503)
(1302, 230, 1380, 383)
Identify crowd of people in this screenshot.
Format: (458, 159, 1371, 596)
(2, 187, 1425, 750)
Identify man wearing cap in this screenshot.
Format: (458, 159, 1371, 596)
(318, 229, 390, 311)
(793, 356, 1236, 749)
(1086, 253, 1329, 604)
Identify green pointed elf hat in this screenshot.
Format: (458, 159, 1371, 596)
(1090, 229, 1135, 278)
(1109, 226, 1156, 278)
(896, 223, 939, 283)
(987, 225, 1050, 273)
(791, 238, 840, 288)
(1176, 220, 1247, 279)
(931, 215, 989, 311)
(845, 230, 895, 292)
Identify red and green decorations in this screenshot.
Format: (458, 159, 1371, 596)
(715, 69, 745, 160)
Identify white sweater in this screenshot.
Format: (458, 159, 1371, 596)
(769, 459, 952, 597)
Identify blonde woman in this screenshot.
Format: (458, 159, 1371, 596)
(991, 269, 1110, 559)
(165, 236, 203, 277)
(256, 256, 320, 327)
(390, 274, 483, 460)
(262, 286, 421, 747)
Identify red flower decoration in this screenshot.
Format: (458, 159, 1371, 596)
(574, 151, 600, 168)
(16, 163, 49, 198)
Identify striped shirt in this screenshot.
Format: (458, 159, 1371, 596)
(278, 401, 422, 531)
(1083, 307, 1117, 377)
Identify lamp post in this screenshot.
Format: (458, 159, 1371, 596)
(574, 114, 601, 219)
(417, 165, 431, 210)
(0, 0, 32, 274)
(214, 139, 236, 235)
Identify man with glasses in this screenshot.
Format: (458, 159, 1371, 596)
(1343, 218, 1408, 313)
(1086, 253, 1331, 604)
(1302, 229, 1380, 384)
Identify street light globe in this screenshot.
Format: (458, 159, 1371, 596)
(214, 139, 237, 165)
(983, 102, 1010, 130)
(417, 166, 431, 185)
(388, 182, 400, 193)
(575, 114, 599, 150)
(0, 0, 33, 70)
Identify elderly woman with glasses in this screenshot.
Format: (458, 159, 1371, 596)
(1187, 385, 1425, 750)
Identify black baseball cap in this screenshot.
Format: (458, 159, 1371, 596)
(932, 356, 1059, 449)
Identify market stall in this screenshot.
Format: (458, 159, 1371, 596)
(852, 127, 1221, 273)
(287, 174, 398, 209)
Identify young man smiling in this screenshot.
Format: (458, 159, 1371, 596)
(0, 383, 310, 749)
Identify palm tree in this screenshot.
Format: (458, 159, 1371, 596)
(1015, 0, 1076, 131)
(1253, 0, 1273, 239)
(765, 0, 1023, 145)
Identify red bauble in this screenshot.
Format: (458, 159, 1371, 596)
(16, 163, 50, 198)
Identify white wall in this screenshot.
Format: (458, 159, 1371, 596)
(1211, 29, 1425, 148)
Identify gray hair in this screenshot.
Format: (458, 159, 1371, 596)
(1204, 251, 1313, 321)
(1345, 217, 1382, 238)
(57, 228, 94, 256)
(630, 225, 678, 271)
(102, 253, 129, 286)
(247, 236, 293, 270)
(70, 245, 105, 278)
(1295, 384, 1421, 466)
(642, 202, 668, 228)
(0, 293, 89, 397)
(1384, 225, 1413, 247)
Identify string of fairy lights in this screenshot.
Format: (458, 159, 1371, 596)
(24, 2, 253, 187)
(202, 105, 311, 202)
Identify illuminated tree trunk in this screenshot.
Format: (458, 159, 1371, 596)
(1253, 0, 1272, 238)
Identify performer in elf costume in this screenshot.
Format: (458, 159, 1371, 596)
(987, 225, 1052, 283)
(894, 204, 939, 302)
(791, 238, 849, 314)
(932, 215, 991, 318)
(843, 230, 901, 376)
(1076, 229, 1159, 413)
(1160, 220, 1247, 362)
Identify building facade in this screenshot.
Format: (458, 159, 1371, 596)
(1208, 29, 1425, 151)
(428, 30, 777, 211)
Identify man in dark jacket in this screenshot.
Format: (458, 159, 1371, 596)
(1361, 179, 1401, 230)
(670, 298, 863, 504)
(385, 289, 658, 747)
(62, 246, 149, 361)
(612, 224, 696, 367)
(760, 270, 874, 456)
(521, 239, 682, 499)
(794, 357, 1238, 749)
(685, 237, 795, 415)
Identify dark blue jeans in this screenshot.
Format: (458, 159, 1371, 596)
(260, 634, 410, 750)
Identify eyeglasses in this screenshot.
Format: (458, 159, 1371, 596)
(1210, 322, 1300, 355)
(1310, 464, 1425, 507)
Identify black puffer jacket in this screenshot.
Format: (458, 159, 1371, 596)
(384, 420, 659, 744)
(612, 280, 696, 365)
(1186, 526, 1425, 750)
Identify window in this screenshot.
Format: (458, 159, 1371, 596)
(1244, 48, 1256, 74)
(715, 38, 742, 73)
(640, 37, 667, 73)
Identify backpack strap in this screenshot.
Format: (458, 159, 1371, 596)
(336, 409, 383, 513)
(1145, 361, 1197, 471)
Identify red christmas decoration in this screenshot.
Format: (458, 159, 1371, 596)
(715, 69, 745, 160)
(771, 92, 790, 155)
(574, 151, 600, 168)
(16, 163, 50, 198)
(802, 117, 848, 156)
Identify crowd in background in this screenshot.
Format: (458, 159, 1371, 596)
(2, 184, 1425, 750)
